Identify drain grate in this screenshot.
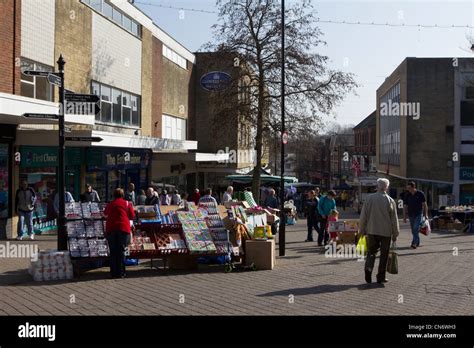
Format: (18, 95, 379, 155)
(425, 284, 472, 295)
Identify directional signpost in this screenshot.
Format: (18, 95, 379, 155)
(65, 136, 103, 142)
(65, 93, 99, 103)
(47, 73, 62, 87)
(22, 70, 50, 77)
(65, 93, 101, 116)
(23, 113, 58, 120)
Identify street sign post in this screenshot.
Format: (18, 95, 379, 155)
(22, 70, 50, 77)
(47, 73, 62, 87)
(65, 93, 99, 103)
(57, 56, 67, 251)
(65, 136, 103, 142)
(23, 113, 58, 120)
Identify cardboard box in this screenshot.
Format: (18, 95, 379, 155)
(245, 239, 275, 270)
(337, 232, 356, 244)
(344, 221, 359, 232)
(328, 221, 345, 232)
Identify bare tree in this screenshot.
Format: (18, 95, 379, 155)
(205, 0, 358, 199)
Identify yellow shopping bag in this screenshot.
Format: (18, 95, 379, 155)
(356, 235, 367, 256)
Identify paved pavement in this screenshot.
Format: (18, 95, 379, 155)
(1, 210, 474, 315)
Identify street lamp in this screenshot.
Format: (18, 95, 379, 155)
(278, 0, 286, 256)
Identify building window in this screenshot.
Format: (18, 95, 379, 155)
(379, 82, 401, 165)
(93, 81, 141, 128)
(81, 0, 141, 38)
(162, 114, 186, 140)
(162, 45, 187, 70)
(20, 59, 53, 101)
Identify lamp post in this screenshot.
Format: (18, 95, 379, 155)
(57, 55, 67, 251)
(278, 0, 286, 256)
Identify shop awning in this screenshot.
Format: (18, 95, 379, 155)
(152, 152, 229, 162)
(226, 174, 298, 184)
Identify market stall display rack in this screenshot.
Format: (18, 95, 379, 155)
(66, 202, 110, 276)
(434, 208, 473, 233)
(129, 222, 188, 272)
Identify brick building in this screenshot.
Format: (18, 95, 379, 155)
(0, 0, 225, 239)
(374, 57, 474, 207)
(353, 110, 376, 174)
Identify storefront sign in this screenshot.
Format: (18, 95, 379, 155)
(87, 148, 151, 170)
(460, 167, 474, 180)
(200, 71, 232, 91)
(20, 147, 83, 168)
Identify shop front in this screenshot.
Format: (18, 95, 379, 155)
(0, 124, 16, 239)
(18, 146, 83, 235)
(86, 148, 151, 202)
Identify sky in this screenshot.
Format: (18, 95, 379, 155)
(135, 0, 474, 128)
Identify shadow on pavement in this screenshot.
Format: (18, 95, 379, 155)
(257, 283, 372, 297)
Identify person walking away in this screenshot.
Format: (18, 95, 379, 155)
(359, 178, 399, 284)
(403, 181, 428, 249)
(191, 188, 201, 205)
(171, 190, 182, 205)
(223, 186, 234, 204)
(83, 184, 100, 203)
(328, 209, 340, 243)
(305, 190, 321, 242)
(104, 188, 135, 279)
(144, 187, 159, 206)
(137, 189, 147, 205)
(199, 188, 218, 205)
(317, 190, 337, 246)
(124, 183, 136, 206)
(54, 188, 75, 215)
(340, 190, 349, 211)
(15, 180, 37, 240)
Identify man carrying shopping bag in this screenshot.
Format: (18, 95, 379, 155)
(359, 178, 400, 284)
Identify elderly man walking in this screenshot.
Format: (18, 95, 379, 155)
(359, 178, 399, 284)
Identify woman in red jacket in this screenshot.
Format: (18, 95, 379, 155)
(104, 188, 135, 278)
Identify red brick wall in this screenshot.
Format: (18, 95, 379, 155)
(0, 0, 21, 94)
(152, 37, 163, 138)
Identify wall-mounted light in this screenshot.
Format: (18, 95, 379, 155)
(134, 130, 139, 136)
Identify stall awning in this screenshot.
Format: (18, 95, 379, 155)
(226, 174, 298, 184)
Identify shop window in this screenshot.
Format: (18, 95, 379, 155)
(20, 59, 53, 101)
(0, 145, 9, 219)
(460, 155, 474, 167)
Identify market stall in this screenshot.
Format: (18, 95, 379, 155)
(30, 195, 281, 280)
(432, 206, 474, 233)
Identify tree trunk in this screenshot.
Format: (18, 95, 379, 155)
(252, 67, 265, 203)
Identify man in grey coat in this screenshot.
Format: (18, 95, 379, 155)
(359, 178, 399, 284)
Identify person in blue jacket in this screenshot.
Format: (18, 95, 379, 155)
(317, 190, 337, 246)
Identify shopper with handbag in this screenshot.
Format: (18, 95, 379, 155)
(359, 178, 400, 284)
(403, 181, 428, 249)
(104, 188, 135, 279)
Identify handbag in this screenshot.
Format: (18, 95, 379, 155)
(356, 235, 367, 256)
(419, 218, 431, 236)
(387, 242, 398, 274)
